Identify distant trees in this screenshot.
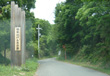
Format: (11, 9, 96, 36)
(32, 18, 57, 57)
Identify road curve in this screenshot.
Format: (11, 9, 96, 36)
(36, 58, 109, 76)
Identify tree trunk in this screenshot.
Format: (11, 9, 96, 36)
(4, 48, 6, 58)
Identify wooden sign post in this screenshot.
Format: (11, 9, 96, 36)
(11, 1, 25, 66)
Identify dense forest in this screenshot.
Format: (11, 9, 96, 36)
(54, 0, 110, 68)
(0, 0, 110, 69)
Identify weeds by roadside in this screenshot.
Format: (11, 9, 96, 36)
(0, 58, 38, 76)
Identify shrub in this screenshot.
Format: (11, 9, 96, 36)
(0, 53, 10, 65)
(22, 58, 38, 71)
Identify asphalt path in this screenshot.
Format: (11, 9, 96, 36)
(36, 58, 109, 76)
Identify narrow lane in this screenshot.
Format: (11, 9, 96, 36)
(36, 58, 109, 76)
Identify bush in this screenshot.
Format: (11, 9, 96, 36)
(0, 58, 38, 76)
(22, 58, 38, 71)
(0, 53, 10, 65)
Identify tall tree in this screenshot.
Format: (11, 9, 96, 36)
(54, 1, 82, 57)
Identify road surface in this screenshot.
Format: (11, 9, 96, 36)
(36, 58, 109, 76)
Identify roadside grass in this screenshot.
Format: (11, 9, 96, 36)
(57, 57, 110, 75)
(0, 58, 38, 76)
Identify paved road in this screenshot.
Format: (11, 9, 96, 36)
(36, 58, 109, 76)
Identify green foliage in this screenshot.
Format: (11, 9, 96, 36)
(54, 0, 110, 69)
(0, 0, 36, 63)
(75, 1, 110, 66)
(0, 19, 10, 57)
(22, 58, 38, 71)
(80, 45, 90, 54)
(54, 1, 83, 56)
(0, 58, 38, 76)
(33, 18, 51, 36)
(2, 5, 10, 19)
(33, 18, 58, 58)
(0, 0, 36, 11)
(0, 53, 10, 65)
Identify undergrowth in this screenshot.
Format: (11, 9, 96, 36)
(0, 58, 38, 76)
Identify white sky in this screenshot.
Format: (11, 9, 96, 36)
(31, 0, 66, 24)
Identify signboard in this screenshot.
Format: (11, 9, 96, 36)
(15, 27, 21, 51)
(62, 45, 65, 49)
